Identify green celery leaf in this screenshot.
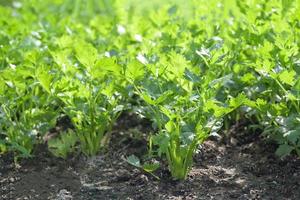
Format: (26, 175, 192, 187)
(275, 144, 294, 158)
(126, 60, 145, 80)
(142, 162, 160, 173)
(127, 155, 141, 168)
(279, 70, 296, 86)
(74, 40, 98, 68)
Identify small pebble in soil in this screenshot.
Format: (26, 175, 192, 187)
(9, 177, 15, 182)
(293, 173, 298, 176)
(56, 189, 73, 200)
(139, 174, 148, 183)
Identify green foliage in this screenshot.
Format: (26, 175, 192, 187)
(48, 129, 78, 158)
(126, 154, 160, 179)
(50, 37, 124, 156)
(0, 0, 299, 179)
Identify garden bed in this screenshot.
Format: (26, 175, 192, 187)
(1, 114, 299, 200)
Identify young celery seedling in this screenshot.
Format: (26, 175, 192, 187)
(51, 37, 124, 156)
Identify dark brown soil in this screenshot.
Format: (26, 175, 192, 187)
(1, 114, 299, 200)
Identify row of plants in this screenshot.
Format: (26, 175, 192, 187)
(0, 0, 299, 180)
